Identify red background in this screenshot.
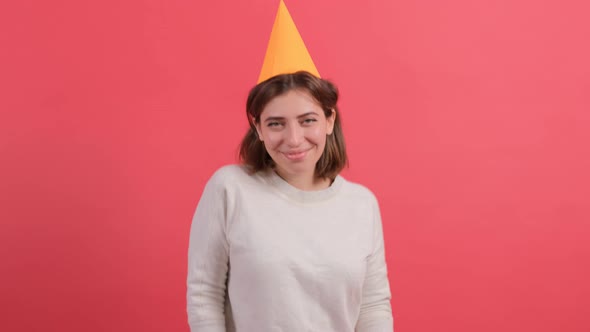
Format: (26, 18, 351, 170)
(1, 0, 589, 331)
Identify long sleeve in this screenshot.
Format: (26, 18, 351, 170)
(187, 173, 230, 332)
(356, 196, 394, 332)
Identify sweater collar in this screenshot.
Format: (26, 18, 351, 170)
(262, 169, 344, 204)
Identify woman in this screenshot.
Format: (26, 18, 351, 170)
(187, 71, 393, 331)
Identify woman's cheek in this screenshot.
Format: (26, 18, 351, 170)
(307, 127, 326, 143)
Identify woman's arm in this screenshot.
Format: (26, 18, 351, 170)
(356, 196, 394, 332)
(187, 173, 230, 332)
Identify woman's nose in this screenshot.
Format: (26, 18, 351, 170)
(285, 124, 304, 146)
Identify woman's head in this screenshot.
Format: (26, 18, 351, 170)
(239, 71, 347, 180)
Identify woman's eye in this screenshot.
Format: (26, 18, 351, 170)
(302, 118, 317, 124)
(267, 122, 282, 127)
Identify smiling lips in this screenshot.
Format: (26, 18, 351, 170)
(282, 148, 311, 161)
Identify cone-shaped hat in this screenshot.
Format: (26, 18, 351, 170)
(257, 0, 320, 83)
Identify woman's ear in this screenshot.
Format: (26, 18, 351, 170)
(251, 116, 264, 141)
(326, 109, 336, 135)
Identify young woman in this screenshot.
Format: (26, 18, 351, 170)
(187, 71, 393, 331)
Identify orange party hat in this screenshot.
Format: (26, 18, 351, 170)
(257, 0, 320, 83)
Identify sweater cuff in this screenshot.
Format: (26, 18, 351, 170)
(356, 318, 394, 332)
(188, 321, 226, 332)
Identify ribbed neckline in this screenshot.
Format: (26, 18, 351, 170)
(260, 169, 344, 204)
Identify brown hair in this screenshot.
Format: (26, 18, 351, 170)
(239, 71, 348, 180)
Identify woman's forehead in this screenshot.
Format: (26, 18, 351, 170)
(261, 90, 321, 116)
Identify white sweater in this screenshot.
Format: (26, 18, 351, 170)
(187, 165, 393, 331)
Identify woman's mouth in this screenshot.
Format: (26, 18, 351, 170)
(282, 149, 309, 161)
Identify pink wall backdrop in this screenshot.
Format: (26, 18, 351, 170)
(1, 0, 589, 331)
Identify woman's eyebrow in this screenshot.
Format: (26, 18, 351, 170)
(297, 111, 319, 118)
(264, 116, 285, 122)
(263, 112, 318, 122)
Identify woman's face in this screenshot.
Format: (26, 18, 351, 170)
(255, 89, 335, 180)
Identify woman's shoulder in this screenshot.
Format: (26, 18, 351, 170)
(338, 176, 381, 207)
(208, 164, 268, 189)
(206, 164, 258, 188)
